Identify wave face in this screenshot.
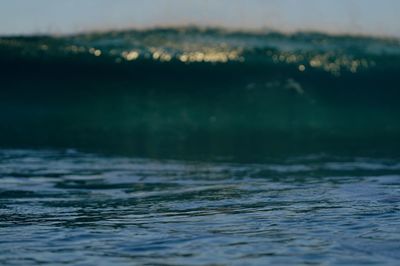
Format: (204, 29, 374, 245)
(1, 28, 400, 160)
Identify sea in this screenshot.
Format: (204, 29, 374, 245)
(0, 28, 399, 265)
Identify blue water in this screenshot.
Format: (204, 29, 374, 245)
(1, 149, 399, 265)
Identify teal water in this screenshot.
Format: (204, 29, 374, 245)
(1, 28, 400, 265)
(1, 28, 400, 158)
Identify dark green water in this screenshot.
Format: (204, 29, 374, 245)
(1, 28, 400, 158)
(0, 28, 400, 265)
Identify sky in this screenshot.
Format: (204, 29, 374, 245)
(0, 0, 399, 37)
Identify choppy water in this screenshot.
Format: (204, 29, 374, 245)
(1, 149, 399, 265)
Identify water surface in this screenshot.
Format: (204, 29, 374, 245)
(1, 149, 399, 265)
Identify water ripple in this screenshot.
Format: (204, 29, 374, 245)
(0, 149, 399, 265)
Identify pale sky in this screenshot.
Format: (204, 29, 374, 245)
(0, 0, 399, 37)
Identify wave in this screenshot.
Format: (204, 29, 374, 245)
(1, 28, 400, 159)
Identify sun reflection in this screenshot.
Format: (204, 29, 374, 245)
(9, 28, 385, 75)
(266, 49, 375, 75)
(122, 50, 139, 61)
(176, 50, 242, 63)
(89, 48, 102, 57)
(298, 64, 306, 72)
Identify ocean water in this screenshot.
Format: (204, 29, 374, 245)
(1, 28, 400, 265)
(1, 28, 400, 158)
(0, 149, 399, 265)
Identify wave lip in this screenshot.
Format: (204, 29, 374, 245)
(1, 27, 400, 76)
